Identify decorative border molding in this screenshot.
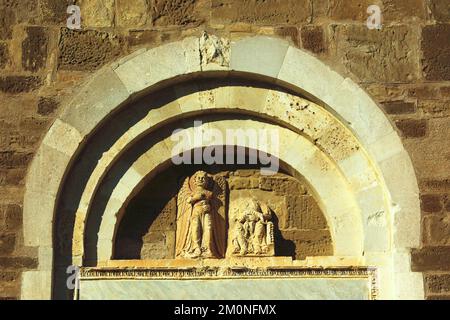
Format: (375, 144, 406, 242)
(80, 266, 378, 300)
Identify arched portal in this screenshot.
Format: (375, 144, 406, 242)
(21, 35, 423, 300)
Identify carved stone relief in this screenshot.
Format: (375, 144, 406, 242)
(176, 171, 227, 259)
(228, 198, 275, 257)
(117, 169, 332, 260)
(175, 171, 278, 259)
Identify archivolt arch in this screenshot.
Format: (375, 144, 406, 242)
(22, 36, 422, 300)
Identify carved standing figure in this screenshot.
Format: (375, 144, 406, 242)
(176, 171, 226, 259)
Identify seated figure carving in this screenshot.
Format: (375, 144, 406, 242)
(231, 198, 275, 257)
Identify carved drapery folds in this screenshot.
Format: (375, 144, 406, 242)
(176, 171, 227, 259)
(229, 198, 275, 257)
(175, 171, 276, 259)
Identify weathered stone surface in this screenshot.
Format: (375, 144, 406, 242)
(327, 0, 374, 21)
(301, 26, 326, 54)
(0, 257, 38, 270)
(404, 118, 450, 180)
(141, 231, 175, 259)
(0, 0, 39, 39)
(3, 204, 22, 231)
(441, 86, 450, 99)
(287, 196, 327, 230)
(425, 274, 450, 294)
(428, 0, 450, 22)
(419, 100, 450, 118)
(22, 27, 48, 72)
(0, 152, 32, 169)
(333, 25, 419, 82)
(117, 0, 150, 27)
(395, 119, 427, 138)
(151, 0, 204, 26)
(280, 230, 333, 259)
(0, 169, 26, 186)
(424, 214, 450, 245)
(427, 294, 450, 300)
(211, 0, 312, 25)
(127, 30, 159, 47)
(420, 179, 450, 193)
(58, 29, 125, 71)
(382, 101, 416, 115)
(228, 177, 258, 190)
(421, 194, 444, 213)
(79, 0, 115, 27)
(37, 97, 59, 116)
(0, 8, 15, 40)
(412, 247, 450, 271)
(0, 271, 19, 299)
(382, 0, 427, 21)
(0, 233, 15, 255)
(422, 24, 450, 81)
(408, 86, 440, 100)
(0, 43, 8, 69)
(325, 0, 426, 21)
(0, 76, 42, 94)
(39, 0, 72, 24)
(275, 27, 300, 48)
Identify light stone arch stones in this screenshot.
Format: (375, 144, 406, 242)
(22, 35, 423, 300)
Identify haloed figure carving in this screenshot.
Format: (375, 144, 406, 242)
(176, 171, 226, 259)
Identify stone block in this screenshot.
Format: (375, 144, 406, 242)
(151, 0, 205, 26)
(0, 152, 33, 169)
(79, 0, 115, 27)
(328, 0, 375, 21)
(382, 0, 427, 21)
(61, 68, 130, 136)
(0, 233, 15, 255)
(0, 76, 42, 94)
(423, 214, 450, 246)
(412, 247, 450, 271)
(21, 271, 52, 300)
(114, 37, 200, 95)
(422, 24, 450, 81)
(0, 42, 8, 69)
(408, 86, 440, 100)
(0, 257, 37, 270)
(419, 100, 450, 118)
(301, 26, 326, 54)
(211, 0, 312, 25)
(382, 101, 416, 115)
(275, 27, 300, 48)
(58, 29, 125, 71)
(22, 26, 48, 72)
(428, 0, 450, 22)
(4, 204, 22, 231)
(333, 24, 419, 82)
(421, 194, 443, 213)
(425, 274, 450, 294)
(127, 30, 159, 47)
(117, 0, 149, 27)
(39, 0, 72, 24)
(231, 36, 289, 78)
(0, 8, 14, 40)
(395, 119, 427, 138)
(37, 97, 59, 116)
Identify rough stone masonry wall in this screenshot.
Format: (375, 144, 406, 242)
(0, 0, 449, 299)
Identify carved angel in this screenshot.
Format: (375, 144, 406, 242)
(176, 171, 227, 259)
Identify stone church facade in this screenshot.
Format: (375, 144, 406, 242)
(0, 0, 449, 300)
